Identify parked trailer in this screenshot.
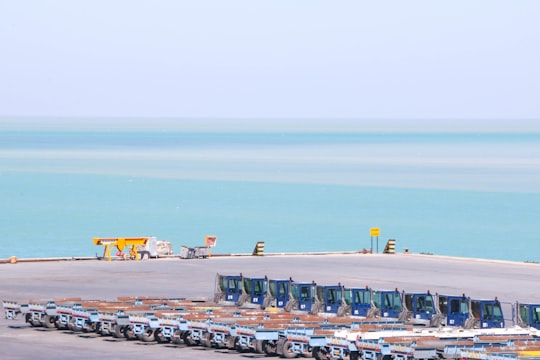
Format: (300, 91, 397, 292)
(19, 301, 50, 327)
(4, 273, 540, 359)
(2, 300, 21, 320)
(21, 299, 80, 329)
(70, 306, 100, 332)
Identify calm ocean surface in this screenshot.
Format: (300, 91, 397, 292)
(1, 126, 539, 262)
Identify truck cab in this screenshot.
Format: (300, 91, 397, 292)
(470, 299, 504, 328)
(263, 279, 291, 309)
(404, 292, 437, 326)
(285, 281, 317, 312)
(315, 285, 344, 314)
(372, 289, 403, 320)
(437, 294, 470, 327)
(343, 287, 372, 317)
(517, 303, 540, 329)
(240, 277, 267, 306)
(214, 274, 243, 304)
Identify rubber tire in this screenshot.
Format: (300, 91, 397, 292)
(67, 322, 77, 331)
(154, 329, 170, 343)
(226, 336, 237, 350)
(201, 332, 212, 347)
(42, 315, 56, 328)
(276, 338, 287, 356)
(124, 326, 136, 340)
(263, 340, 278, 356)
(282, 341, 297, 358)
(113, 324, 125, 338)
(254, 339, 265, 354)
(313, 347, 326, 360)
(172, 330, 184, 344)
(140, 328, 154, 342)
(183, 331, 197, 346)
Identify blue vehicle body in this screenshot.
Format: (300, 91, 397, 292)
(372, 289, 403, 319)
(265, 279, 290, 309)
(215, 274, 243, 303)
(471, 299, 504, 328)
(437, 294, 470, 327)
(286, 282, 316, 312)
(316, 285, 344, 314)
(241, 277, 267, 305)
(344, 288, 372, 317)
(517, 303, 540, 329)
(404, 292, 437, 326)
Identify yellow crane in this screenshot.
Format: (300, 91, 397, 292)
(93, 237, 149, 261)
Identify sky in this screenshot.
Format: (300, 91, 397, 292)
(1, 1, 539, 121)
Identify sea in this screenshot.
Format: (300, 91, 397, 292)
(1, 119, 539, 263)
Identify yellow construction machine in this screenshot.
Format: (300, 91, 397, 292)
(93, 237, 149, 261)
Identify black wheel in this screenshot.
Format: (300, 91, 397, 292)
(112, 324, 124, 338)
(28, 314, 41, 327)
(140, 328, 154, 342)
(282, 340, 297, 358)
(276, 338, 287, 356)
(313, 347, 326, 360)
(172, 330, 184, 344)
(263, 340, 278, 356)
(254, 339, 265, 353)
(235, 337, 248, 353)
(124, 326, 136, 340)
(182, 331, 197, 346)
(154, 329, 170, 343)
(201, 332, 213, 347)
(42, 315, 56, 328)
(225, 335, 237, 350)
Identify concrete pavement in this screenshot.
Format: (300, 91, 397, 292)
(1, 253, 539, 359)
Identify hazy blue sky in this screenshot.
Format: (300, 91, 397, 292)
(1, 1, 539, 120)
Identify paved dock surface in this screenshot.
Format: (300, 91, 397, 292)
(1, 253, 539, 359)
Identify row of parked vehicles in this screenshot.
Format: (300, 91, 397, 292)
(2, 273, 540, 359)
(215, 274, 540, 330)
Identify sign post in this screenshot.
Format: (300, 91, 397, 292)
(204, 235, 217, 257)
(370, 228, 380, 254)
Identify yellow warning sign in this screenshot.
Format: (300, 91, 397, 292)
(370, 228, 380, 237)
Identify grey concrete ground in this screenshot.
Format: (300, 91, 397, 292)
(1, 253, 539, 359)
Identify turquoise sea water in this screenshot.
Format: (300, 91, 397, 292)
(1, 126, 539, 262)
